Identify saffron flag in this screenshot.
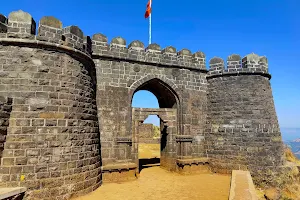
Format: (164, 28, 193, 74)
(145, 0, 152, 18)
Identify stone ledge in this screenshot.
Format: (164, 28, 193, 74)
(175, 135, 193, 142)
(0, 187, 26, 200)
(176, 158, 211, 174)
(101, 162, 137, 172)
(229, 170, 258, 200)
(206, 70, 271, 80)
(176, 157, 209, 166)
(92, 54, 208, 73)
(115, 137, 132, 143)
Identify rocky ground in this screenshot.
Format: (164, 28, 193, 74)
(256, 147, 300, 200)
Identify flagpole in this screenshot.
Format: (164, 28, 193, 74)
(149, 13, 151, 45)
(149, 0, 152, 45)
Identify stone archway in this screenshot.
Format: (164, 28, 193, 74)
(130, 77, 181, 174)
(131, 108, 177, 172)
(130, 77, 180, 109)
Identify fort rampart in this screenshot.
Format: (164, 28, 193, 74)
(0, 10, 286, 200)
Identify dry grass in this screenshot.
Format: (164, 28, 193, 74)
(281, 147, 300, 199)
(256, 147, 300, 200)
(285, 147, 300, 164)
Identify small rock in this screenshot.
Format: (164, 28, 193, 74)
(264, 187, 281, 200)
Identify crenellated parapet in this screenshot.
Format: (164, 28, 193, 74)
(0, 10, 92, 57)
(92, 33, 206, 71)
(208, 53, 270, 79)
(0, 10, 207, 70)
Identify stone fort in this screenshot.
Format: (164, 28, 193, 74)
(0, 10, 286, 200)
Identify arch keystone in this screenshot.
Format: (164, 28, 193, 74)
(130, 75, 179, 91)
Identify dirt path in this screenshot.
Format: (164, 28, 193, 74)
(73, 144, 231, 200)
(73, 166, 230, 200)
(138, 143, 160, 158)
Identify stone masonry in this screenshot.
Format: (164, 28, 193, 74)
(0, 11, 100, 200)
(138, 124, 154, 139)
(138, 124, 160, 143)
(0, 10, 286, 200)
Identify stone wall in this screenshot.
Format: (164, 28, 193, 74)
(139, 124, 154, 139)
(0, 97, 12, 164)
(138, 124, 160, 143)
(93, 36, 208, 166)
(206, 54, 285, 185)
(0, 10, 100, 199)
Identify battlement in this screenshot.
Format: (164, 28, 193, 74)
(1, 10, 271, 75)
(0, 10, 92, 56)
(208, 53, 269, 78)
(92, 34, 206, 71)
(0, 10, 208, 71)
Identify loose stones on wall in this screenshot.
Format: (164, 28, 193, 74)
(133, 65, 140, 72)
(172, 69, 180, 77)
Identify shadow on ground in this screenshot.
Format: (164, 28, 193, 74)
(139, 158, 160, 172)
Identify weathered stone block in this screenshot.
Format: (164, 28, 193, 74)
(7, 10, 36, 37)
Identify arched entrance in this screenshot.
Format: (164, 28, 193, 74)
(131, 78, 180, 173)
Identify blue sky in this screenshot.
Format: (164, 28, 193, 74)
(1, 0, 299, 137)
